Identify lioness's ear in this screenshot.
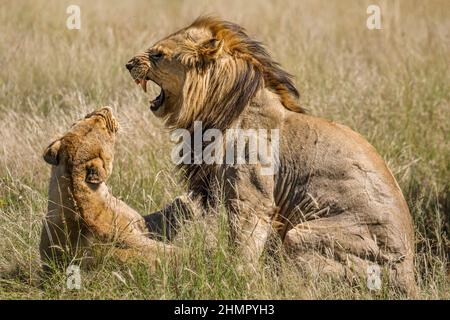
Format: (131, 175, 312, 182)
(198, 38, 224, 60)
(43, 140, 61, 165)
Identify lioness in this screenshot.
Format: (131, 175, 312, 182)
(126, 17, 416, 294)
(40, 107, 173, 271)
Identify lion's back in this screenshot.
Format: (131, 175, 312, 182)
(278, 113, 414, 244)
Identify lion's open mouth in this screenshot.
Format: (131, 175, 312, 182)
(134, 78, 165, 112)
(150, 88, 165, 111)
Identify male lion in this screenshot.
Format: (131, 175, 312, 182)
(126, 17, 416, 294)
(41, 107, 173, 271)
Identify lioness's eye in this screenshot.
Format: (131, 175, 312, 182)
(149, 51, 164, 61)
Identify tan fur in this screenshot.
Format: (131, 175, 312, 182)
(128, 17, 417, 295)
(40, 107, 175, 271)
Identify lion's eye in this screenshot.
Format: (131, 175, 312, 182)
(149, 52, 164, 61)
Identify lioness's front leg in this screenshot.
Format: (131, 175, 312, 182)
(72, 159, 175, 255)
(72, 170, 180, 268)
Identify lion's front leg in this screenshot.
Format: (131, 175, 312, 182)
(223, 165, 277, 271)
(143, 193, 203, 241)
(230, 207, 279, 270)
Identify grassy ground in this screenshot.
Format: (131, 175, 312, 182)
(0, 0, 448, 299)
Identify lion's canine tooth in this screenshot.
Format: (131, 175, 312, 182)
(140, 79, 147, 92)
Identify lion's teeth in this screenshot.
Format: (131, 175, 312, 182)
(140, 79, 147, 93)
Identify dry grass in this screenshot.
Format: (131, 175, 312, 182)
(0, 0, 448, 299)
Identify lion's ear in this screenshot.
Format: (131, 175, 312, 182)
(198, 38, 224, 61)
(43, 139, 62, 165)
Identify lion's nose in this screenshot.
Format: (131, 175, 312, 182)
(125, 61, 134, 71)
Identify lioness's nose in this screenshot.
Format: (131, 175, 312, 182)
(125, 60, 134, 71)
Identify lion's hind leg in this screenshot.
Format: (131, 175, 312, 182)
(283, 214, 416, 296)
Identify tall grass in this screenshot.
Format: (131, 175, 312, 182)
(0, 0, 448, 299)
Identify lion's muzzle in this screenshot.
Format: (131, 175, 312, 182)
(125, 58, 136, 71)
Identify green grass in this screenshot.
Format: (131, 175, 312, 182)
(0, 0, 448, 299)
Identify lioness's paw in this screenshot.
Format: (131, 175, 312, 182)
(85, 158, 108, 184)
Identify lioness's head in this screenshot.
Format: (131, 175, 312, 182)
(43, 106, 118, 184)
(126, 16, 302, 130)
